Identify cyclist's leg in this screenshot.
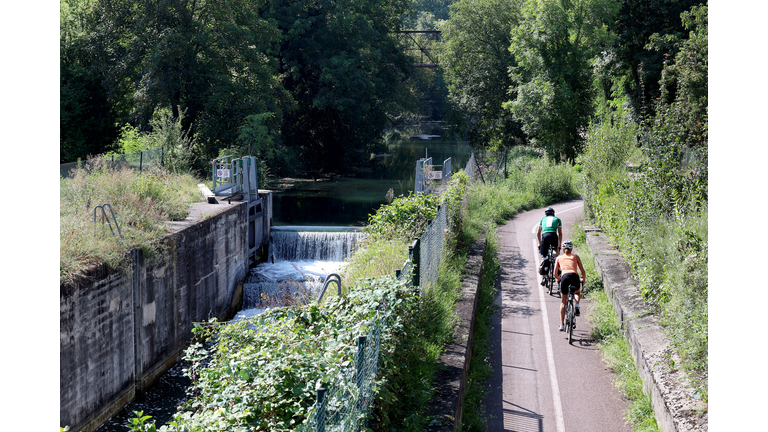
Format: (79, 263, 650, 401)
(541, 233, 556, 258)
(559, 278, 568, 328)
(561, 273, 579, 317)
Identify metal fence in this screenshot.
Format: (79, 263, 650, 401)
(299, 152, 476, 431)
(300, 314, 382, 432)
(60, 147, 164, 178)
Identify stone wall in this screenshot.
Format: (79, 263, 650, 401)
(60, 200, 249, 432)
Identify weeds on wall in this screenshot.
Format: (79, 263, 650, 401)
(60, 158, 203, 285)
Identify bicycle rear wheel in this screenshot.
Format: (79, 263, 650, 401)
(565, 297, 574, 344)
(547, 272, 554, 295)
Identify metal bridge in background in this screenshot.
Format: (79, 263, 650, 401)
(397, 30, 441, 68)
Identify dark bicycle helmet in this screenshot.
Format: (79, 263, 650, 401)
(562, 241, 574, 249)
(544, 207, 555, 216)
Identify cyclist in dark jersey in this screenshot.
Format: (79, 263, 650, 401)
(536, 207, 562, 286)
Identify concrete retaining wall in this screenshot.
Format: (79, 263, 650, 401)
(585, 228, 707, 432)
(60, 200, 251, 432)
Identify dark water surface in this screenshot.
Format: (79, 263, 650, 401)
(272, 127, 471, 226)
(95, 360, 191, 432)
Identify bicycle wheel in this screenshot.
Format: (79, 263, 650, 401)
(547, 270, 554, 295)
(565, 297, 575, 344)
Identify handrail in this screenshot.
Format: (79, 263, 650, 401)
(93, 203, 123, 239)
(316, 274, 342, 304)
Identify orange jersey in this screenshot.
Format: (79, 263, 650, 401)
(557, 253, 580, 275)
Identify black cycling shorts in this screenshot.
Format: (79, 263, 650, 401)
(560, 273, 581, 295)
(540, 232, 558, 257)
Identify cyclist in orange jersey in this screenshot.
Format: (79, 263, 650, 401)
(553, 241, 586, 331)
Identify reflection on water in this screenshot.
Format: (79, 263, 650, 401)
(272, 126, 470, 226)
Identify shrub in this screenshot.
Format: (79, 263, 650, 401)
(147, 276, 420, 432)
(363, 192, 440, 242)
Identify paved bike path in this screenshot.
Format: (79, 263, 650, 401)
(484, 198, 631, 432)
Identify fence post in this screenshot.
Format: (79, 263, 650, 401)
(140, 151, 144, 172)
(410, 238, 420, 292)
(356, 335, 367, 399)
(316, 381, 328, 432)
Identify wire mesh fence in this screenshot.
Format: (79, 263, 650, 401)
(299, 313, 382, 432)
(60, 147, 164, 178)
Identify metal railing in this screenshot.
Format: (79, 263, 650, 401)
(60, 147, 164, 178)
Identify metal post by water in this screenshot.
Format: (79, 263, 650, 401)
(410, 239, 420, 291)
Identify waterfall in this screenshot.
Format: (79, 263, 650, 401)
(236, 227, 366, 316)
(269, 229, 367, 262)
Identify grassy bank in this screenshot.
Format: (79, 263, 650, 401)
(579, 115, 708, 401)
(60, 158, 203, 285)
(572, 224, 660, 432)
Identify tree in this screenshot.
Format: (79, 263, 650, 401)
(60, 0, 123, 162)
(599, 0, 701, 118)
(439, 0, 527, 150)
(265, 0, 413, 172)
(88, 0, 289, 172)
(505, 0, 618, 162)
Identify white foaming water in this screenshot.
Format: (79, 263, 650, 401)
(236, 229, 365, 321)
(237, 259, 348, 318)
(269, 230, 366, 262)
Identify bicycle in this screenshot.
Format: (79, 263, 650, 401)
(546, 246, 558, 296)
(564, 281, 582, 344)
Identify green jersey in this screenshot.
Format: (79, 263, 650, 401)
(539, 216, 561, 234)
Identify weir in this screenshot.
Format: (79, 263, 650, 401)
(239, 226, 366, 311)
(269, 226, 366, 262)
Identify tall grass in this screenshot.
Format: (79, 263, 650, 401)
(572, 224, 661, 432)
(60, 158, 203, 284)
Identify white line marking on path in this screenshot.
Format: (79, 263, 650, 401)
(532, 239, 566, 432)
(530, 203, 585, 234)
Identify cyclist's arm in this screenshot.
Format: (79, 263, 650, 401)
(554, 258, 561, 282)
(576, 256, 586, 282)
(536, 225, 542, 245)
(557, 226, 563, 249)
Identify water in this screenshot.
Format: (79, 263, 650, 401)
(271, 125, 471, 226)
(95, 360, 191, 432)
(238, 229, 365, 315)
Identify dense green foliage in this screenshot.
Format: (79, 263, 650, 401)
(363, 192, 440, 242)
(60, 160, 203, 284)
(60, 0, 420, 175)
(578, 3, 707, 400)
(439, 0, 706, 163)
(505, 0, 617, 162)
(152, 276, 419, 431)
(439, 0, 526, 150)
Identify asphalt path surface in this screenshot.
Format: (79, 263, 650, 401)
(483, 198, 632, 432)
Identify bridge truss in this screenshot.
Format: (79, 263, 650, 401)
(397, 30, 441, 68)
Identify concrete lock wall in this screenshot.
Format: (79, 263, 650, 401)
(60, 200, 253, 432)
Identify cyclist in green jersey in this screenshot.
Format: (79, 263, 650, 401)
(536, 207, 562, 286)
